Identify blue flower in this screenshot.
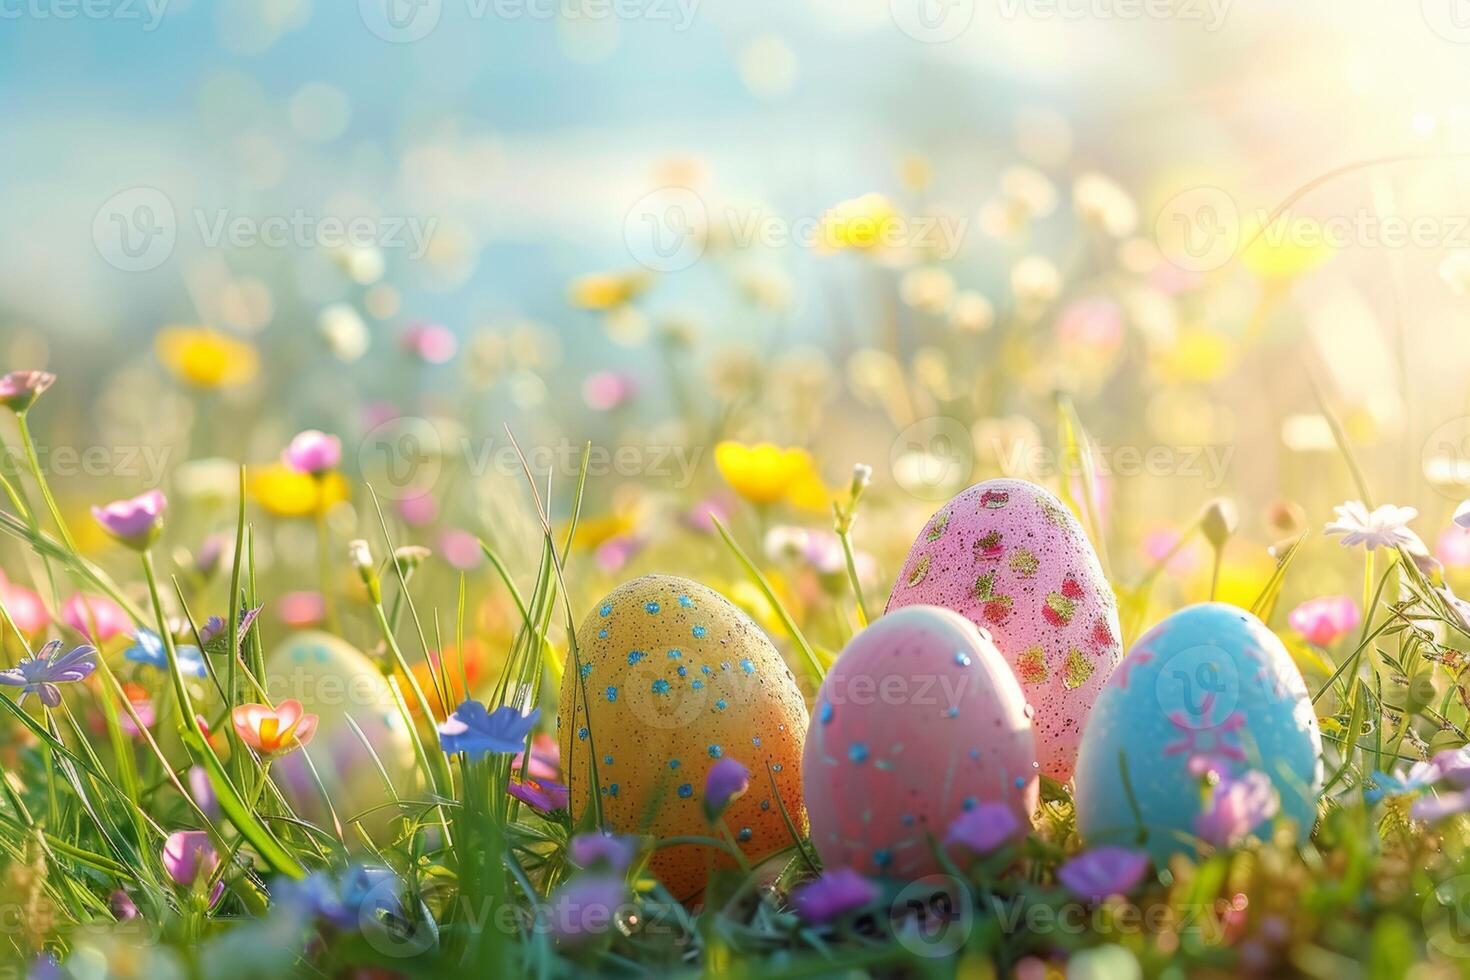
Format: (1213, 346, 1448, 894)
(0, 639, 98, 707)
(438, 701, 540, 759)
(124, 629, 206, 678)
(274, 865, 405, 932)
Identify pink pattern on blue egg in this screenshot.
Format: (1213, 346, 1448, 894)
(886, 479, 1122, 781)
(802, 606, 1038, 880)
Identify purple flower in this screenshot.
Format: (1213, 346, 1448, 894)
(704, 757, 751, 821)
(569, 832, 637, 872)
(1411, 789, 1470, 823)
(945, 802, 1022, 856)
(274, 865, 402, 931)
(109, 889, 139, 921)
(283, 430, 342, 475)
(1057, 847, 1151, 901)
(162, 830, 224, 906)
(0, 639, 98, 707)
(0, 370, 55, 412)
(548, 875, 627, 946)
(91, 489, 167, 549)
(437, 701, 539, 759)
(1194, 770, 1280, 847)
(792, 868, 879, 923)
(198, 605, 262, 653)
(189, 765, 219, 822)
(507, 777, 569, 812)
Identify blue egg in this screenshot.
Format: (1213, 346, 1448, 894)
(1073, 603, 1322, 863)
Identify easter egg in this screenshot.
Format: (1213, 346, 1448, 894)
(803, 606, 1038, 880)
(887, 478, 1122, 781)
(558, 574, 809, 901)
(261, 632, 417, 840)
(1072, 603, 1324, 862)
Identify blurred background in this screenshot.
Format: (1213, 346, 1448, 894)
(8, 0, 1470, 642)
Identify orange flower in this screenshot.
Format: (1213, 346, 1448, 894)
(231, 699, 318, 758)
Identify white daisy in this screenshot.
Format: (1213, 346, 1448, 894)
(1323, 501, 1421, 551)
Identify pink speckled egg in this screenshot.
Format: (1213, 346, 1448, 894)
(886, 479, 1122, 781)
(803, 606, 1038, 880)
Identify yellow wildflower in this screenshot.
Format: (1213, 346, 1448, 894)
(819, 193, 901, 252)
(715, 441, 827, 508)
(1239, 213, 1333, 280)
(568, 271, 652, 311)
(251, 463, 347, 518)
(155, 326, 259, 389)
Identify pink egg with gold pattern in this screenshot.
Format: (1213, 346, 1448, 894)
(886, 479, 1122, 781)
(803, 606, 1038, 880)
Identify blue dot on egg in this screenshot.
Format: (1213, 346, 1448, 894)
(962, 796, 977, 811)
(874, 849, 892, 868)
(599, 603, 612, 617)
(669, 759, 681, 770)
(604, 755, 614, 765)
(677, 784, 693, 798)
(598, 628, 609, 639)
(645, 601, 661, 615)
(605, 686, 618, 703)
(737, 828, 752, 842)
(577, 727, 589, 741)
(651, 679, 670, 695)
(579, 663, 593, 678)
(740, 658, 756, 675)
(627, 650, 645, 665)
(708, 745, 722, 758)
(692, 680, 704, 690)
(677, 665, 688, 677)
(849, 743, 869, 764)
(678, 594, 694, 608)
(667, 648, 681, 659)
(715, 698, 727, 711)
(751, 736, 761, 746)
(955, 651, 972, 667)
(819, 702, 833, 724)
(692, 625, 707, 639)
(946, 706, 959, 718)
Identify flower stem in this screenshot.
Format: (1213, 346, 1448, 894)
(313, 491, 340, 634)
(16, 410, 79, 555)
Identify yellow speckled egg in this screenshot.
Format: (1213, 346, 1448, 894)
(558, 574, 809, 901)
(261, 631, 417, 841)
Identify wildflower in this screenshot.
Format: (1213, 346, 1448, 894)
(547, 875, 627, 946)
(568, 270, 651, 310)
(0, 639, 97, 707)
(714, 441, 825, 507)
(948, 290, 995, 332)
(91, 489, 167, 550)
(1239, 213, 1333, 280)
(792, 868, 880, 923)
(189, 765, 219, 822)
(1287, 596, 1361, 647)
(593, 535, 644, 574)
(274, 865, 402, 931)
(349, 539, 380, 602)
(278, 591, 326, 628)
(402, 321, 458, 363)
(818, 193, 900, 251)
(0, 370, 56, 412)
(116, 682, 155, 736)
(124, 628, 206, 678)
(198, 605, 262, 654)
(944, 802, 1022, 856)
(1073, 172, 1138, 237)
(1411, 787, 1470, 823)
(1193, 770, 1279, 847)
(0, 571, 50, 634)
(1056, 847, 1150, 901)
(513, 732, 560, 781)
(569, 832, 638, 873)
(439, 528, 484, 570)
(704, 757, 750, 821)
(1437, 526, 1470, 569)
(437, 701, 538, 759)
(1323, 501, 1420, 551)
(1367, 758, 1442, 802)
(582, 370, 636, 411)
(162, 830, 224, 905)
(507, 776, 570, 812)
(155, 326, 259, 389)
(251, 463, 348, 518)
(109, 890, 139, 921)
(282, 430, 342, 475)
(232, 699, 319, 759)
(684, 494, 732, 534)
(396, 493, 438, 526)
